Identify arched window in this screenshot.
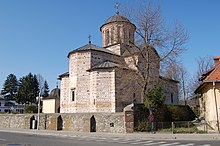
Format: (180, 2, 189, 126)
(117, 26, 121, 42)
(129, 31, 133, 42)
(105, 30, 110, 45)
(111, 28, 115, 43)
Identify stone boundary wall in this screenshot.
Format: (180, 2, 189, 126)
(0, 109, 134, 133)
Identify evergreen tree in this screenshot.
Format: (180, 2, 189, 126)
(42, 80, 49, 98)
(144, 85, 165, 110)
(32, 74, 39, 103)
(17, 73, 39, 104)
(1, 74, 18, 100)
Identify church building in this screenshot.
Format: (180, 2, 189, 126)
(58, 11, 179, 113)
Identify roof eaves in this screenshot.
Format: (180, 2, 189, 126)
(159, 76, 179, 83)
(58, 72, 69, 80)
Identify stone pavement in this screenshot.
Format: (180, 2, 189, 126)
(0, 128, 220, 141)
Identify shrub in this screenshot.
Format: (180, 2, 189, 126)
(134, 121, 150, 132)
(167, 105, 197, 121)
(24, 105, 38, 113)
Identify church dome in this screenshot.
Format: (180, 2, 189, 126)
(50, 88, 60, 97)
(100, 14, 134, 30)
(105, 15, 130, 24)
(44, 87, 60, 99)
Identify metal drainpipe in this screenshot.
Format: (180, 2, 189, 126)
(213, 81, 220, 133)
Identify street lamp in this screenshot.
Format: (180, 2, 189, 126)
(36, 93, 43, 130)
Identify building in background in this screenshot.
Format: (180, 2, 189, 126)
(0, 95, 24, 113)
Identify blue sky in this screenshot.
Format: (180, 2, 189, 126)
(0, 0, 219, 91)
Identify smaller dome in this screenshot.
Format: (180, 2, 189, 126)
(45, 88, 60, 99)
(50, 88, 60, 97)
(105, 15, 130, 24)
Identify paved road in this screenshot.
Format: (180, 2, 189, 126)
(0, 131, 219, 146)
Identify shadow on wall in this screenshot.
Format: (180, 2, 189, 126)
(90, 115, 96, 132)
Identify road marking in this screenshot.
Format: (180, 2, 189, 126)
(118, 139, 142, 144)
(144, 141, 166, 145)
(159, 142, 180, 146)
(111, 138, 132, 143)
(0, 138, 6, 141)
(94, 139, 105, 142)
(202, 145, 211, 146)
(130, 140, 153, 145)
(178, 143, 195, 146)
(112, 138, 125, 141)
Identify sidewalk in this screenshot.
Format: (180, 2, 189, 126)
(0, 128, 220, 141)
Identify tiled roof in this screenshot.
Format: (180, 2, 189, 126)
(92, 61, 121, 68)
(195, 59, 220, 93)
(105, 15, 130, 24)
(122, 45, 160, 58)
(203, 63, 220, 81)
(68, 43, 118, 57)
(100, 14, 136, 31)
(87, 61, 129, 71)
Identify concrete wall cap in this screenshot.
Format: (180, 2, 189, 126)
(123, 103, 134, 112)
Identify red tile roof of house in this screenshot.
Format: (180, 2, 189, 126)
(204, 56, 220, 81)
(195, 56, 220, 93)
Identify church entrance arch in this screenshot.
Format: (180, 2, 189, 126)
(57, 115, 63, 130)
(90, 115, 96, 132)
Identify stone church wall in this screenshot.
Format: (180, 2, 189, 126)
(62, 51, 123, 113)
(115, 68, 142, 112)
(0, 111, 135, 133)
(159, 77, 179, 105)
(60, 76, 70, 113)
(90, 69, 116, 113)
(75, 52, 91, 113)
(91, 50, 122, 66)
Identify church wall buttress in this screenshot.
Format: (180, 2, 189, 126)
(75, 52, 91, 113)
(60, 76, 70, 113)
(92, 69, 116, 113)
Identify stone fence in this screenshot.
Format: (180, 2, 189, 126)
(0, 104, 134, 133)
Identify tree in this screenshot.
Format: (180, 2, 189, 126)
(189, 56, 213, 95)
(120, 0, 188, 101)
(36, 74, 44, 95)
(42, 80, 49, 98)
(144, 85, 165, 110)
(1, 74, 18, 100)
(17, 73, 39, 104)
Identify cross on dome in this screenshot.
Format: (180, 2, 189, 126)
(88, 34, 91, 44)
(115, 1, 119, 15)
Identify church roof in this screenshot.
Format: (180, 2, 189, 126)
(58, 72, 69, 80)
(68, 43, 118, 57)
(105, 15, 130, 24)
(87, 61, 129, 71)
(43, 87, 60, 100)
(100, 14, 136, 31)
(122, 45, 160, 59)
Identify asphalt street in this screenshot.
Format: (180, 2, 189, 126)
(0, 131, 219, 146)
